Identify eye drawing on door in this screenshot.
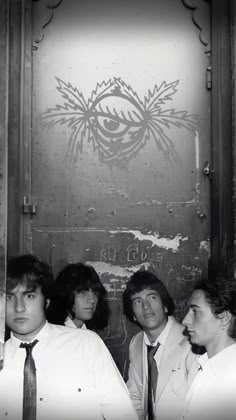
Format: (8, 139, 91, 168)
(42, 77, 197, 167)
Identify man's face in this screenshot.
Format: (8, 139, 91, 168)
(73, 289, 98, 325)
(182, 289, 222, 350)
(131, 288, 168, 338)
(6, 283, 47, 341)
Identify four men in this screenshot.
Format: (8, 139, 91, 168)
(0, 256, 235, 420)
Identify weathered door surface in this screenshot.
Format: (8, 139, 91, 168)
(22, 0, 211, 376)
(0, 0, 8, 368)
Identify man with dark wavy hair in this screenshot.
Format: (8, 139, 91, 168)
(48, 262, 109, 330)
(182, 277, 236, 420)
(0, 254, 138, 420)
(123, 270, 198, 420)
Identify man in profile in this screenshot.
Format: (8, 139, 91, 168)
(123, 270, 198, 420)
(0, 254, 138, 420)
(182, 277, 236, 420)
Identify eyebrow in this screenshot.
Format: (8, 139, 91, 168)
(7, 288, 37, 295)
(189, 304, 201, 309)
(132, 291, 158, 300)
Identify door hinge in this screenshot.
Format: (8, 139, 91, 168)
(206, 66, 212, 90)
(23, 196, 37, 215)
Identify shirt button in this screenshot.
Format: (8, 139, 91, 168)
(39, 398, 43, 401)
(4, 413, 7, 416)
(77, 388, 81, 392)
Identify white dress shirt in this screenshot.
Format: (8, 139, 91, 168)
(0, 322, 138, 420)
(182, 343, 236, 420)
(143, 316, 174, 370)
(64, 316, 87, 329)
(143, 317, 174, 420)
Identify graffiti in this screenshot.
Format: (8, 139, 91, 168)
(42, 77, 197, 166)
(101, 243, 165, 266)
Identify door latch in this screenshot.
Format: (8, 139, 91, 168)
(202, 161, 214, 180)
(206, 66, 212, 90)
(23, 196, 37, 215)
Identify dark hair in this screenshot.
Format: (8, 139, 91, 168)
(48, 262, 109, 330)
(7, 254, 54, 300)
(193, 277, 236, 338)
(123, 270, 175, 323)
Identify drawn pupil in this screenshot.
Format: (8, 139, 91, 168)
(103, 118, 120, 132)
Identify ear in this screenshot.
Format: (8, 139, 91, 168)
(45, 299, 50, 309)
(220, 311, 232, 329)
(133, 315, 137, 322)
(164, 306, 168, 314)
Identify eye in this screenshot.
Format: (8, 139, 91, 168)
(26, 293, 35, 299)
(133, 299, 141, 306)
(191, 308, 198, 317)
(95, 115, 130, 138)
(6, 294, 14, 301)
(77, 291, 85, 296)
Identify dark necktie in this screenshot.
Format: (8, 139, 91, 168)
(147, 343, 160, 420)
(20, 340, 38, 420)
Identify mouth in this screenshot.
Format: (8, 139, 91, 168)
(144, 313, 155, 318)
(14, 318, 29, 323)
(187, 330, 195, 335)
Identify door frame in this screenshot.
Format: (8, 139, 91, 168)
(0, 0, 9, 347)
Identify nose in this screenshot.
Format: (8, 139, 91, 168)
(15, 296, 26, 313)
(142, 298, 150, 310)
(87, 291, 95, 303)
(182, 310, 191, 326)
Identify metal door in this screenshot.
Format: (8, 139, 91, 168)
(22, 0, 211, 376)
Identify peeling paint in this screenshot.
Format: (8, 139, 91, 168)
(109, 230, 188, 252)
(195, 130, 200, 170)
(87, 261, 150, 278)
(199, 240, 211, 256)
(87, 261, 151, 294)
(129, 198, 196, 208)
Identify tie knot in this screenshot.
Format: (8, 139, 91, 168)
(20, 339, 38, 355)
(147, 343, 160, 358)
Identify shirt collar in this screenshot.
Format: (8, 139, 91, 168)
(144, 316, 174, 346)
(198, 342, 236, 373)
(64, 316, 77, 328)
(64, 316, 87, 329)
(9, 320, 49, 354)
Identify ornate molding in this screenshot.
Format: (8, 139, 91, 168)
(32, 0, 63, 51)
(182, 0, 211, 53)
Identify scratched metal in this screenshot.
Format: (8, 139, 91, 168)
(25, 0, 211, 378)
(0, 0, 8, 368)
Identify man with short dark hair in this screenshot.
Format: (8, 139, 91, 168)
(0, 254, 138, 420)
(123, 270, 198, 420)
(181, 277, 236, 420)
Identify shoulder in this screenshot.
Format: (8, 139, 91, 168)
(167, 318, 196, 357)
(2, 337, 12, 353)
(167, 317, 186, 342)
(47, 323, 105, 347)
(129, 331, 144, 355)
